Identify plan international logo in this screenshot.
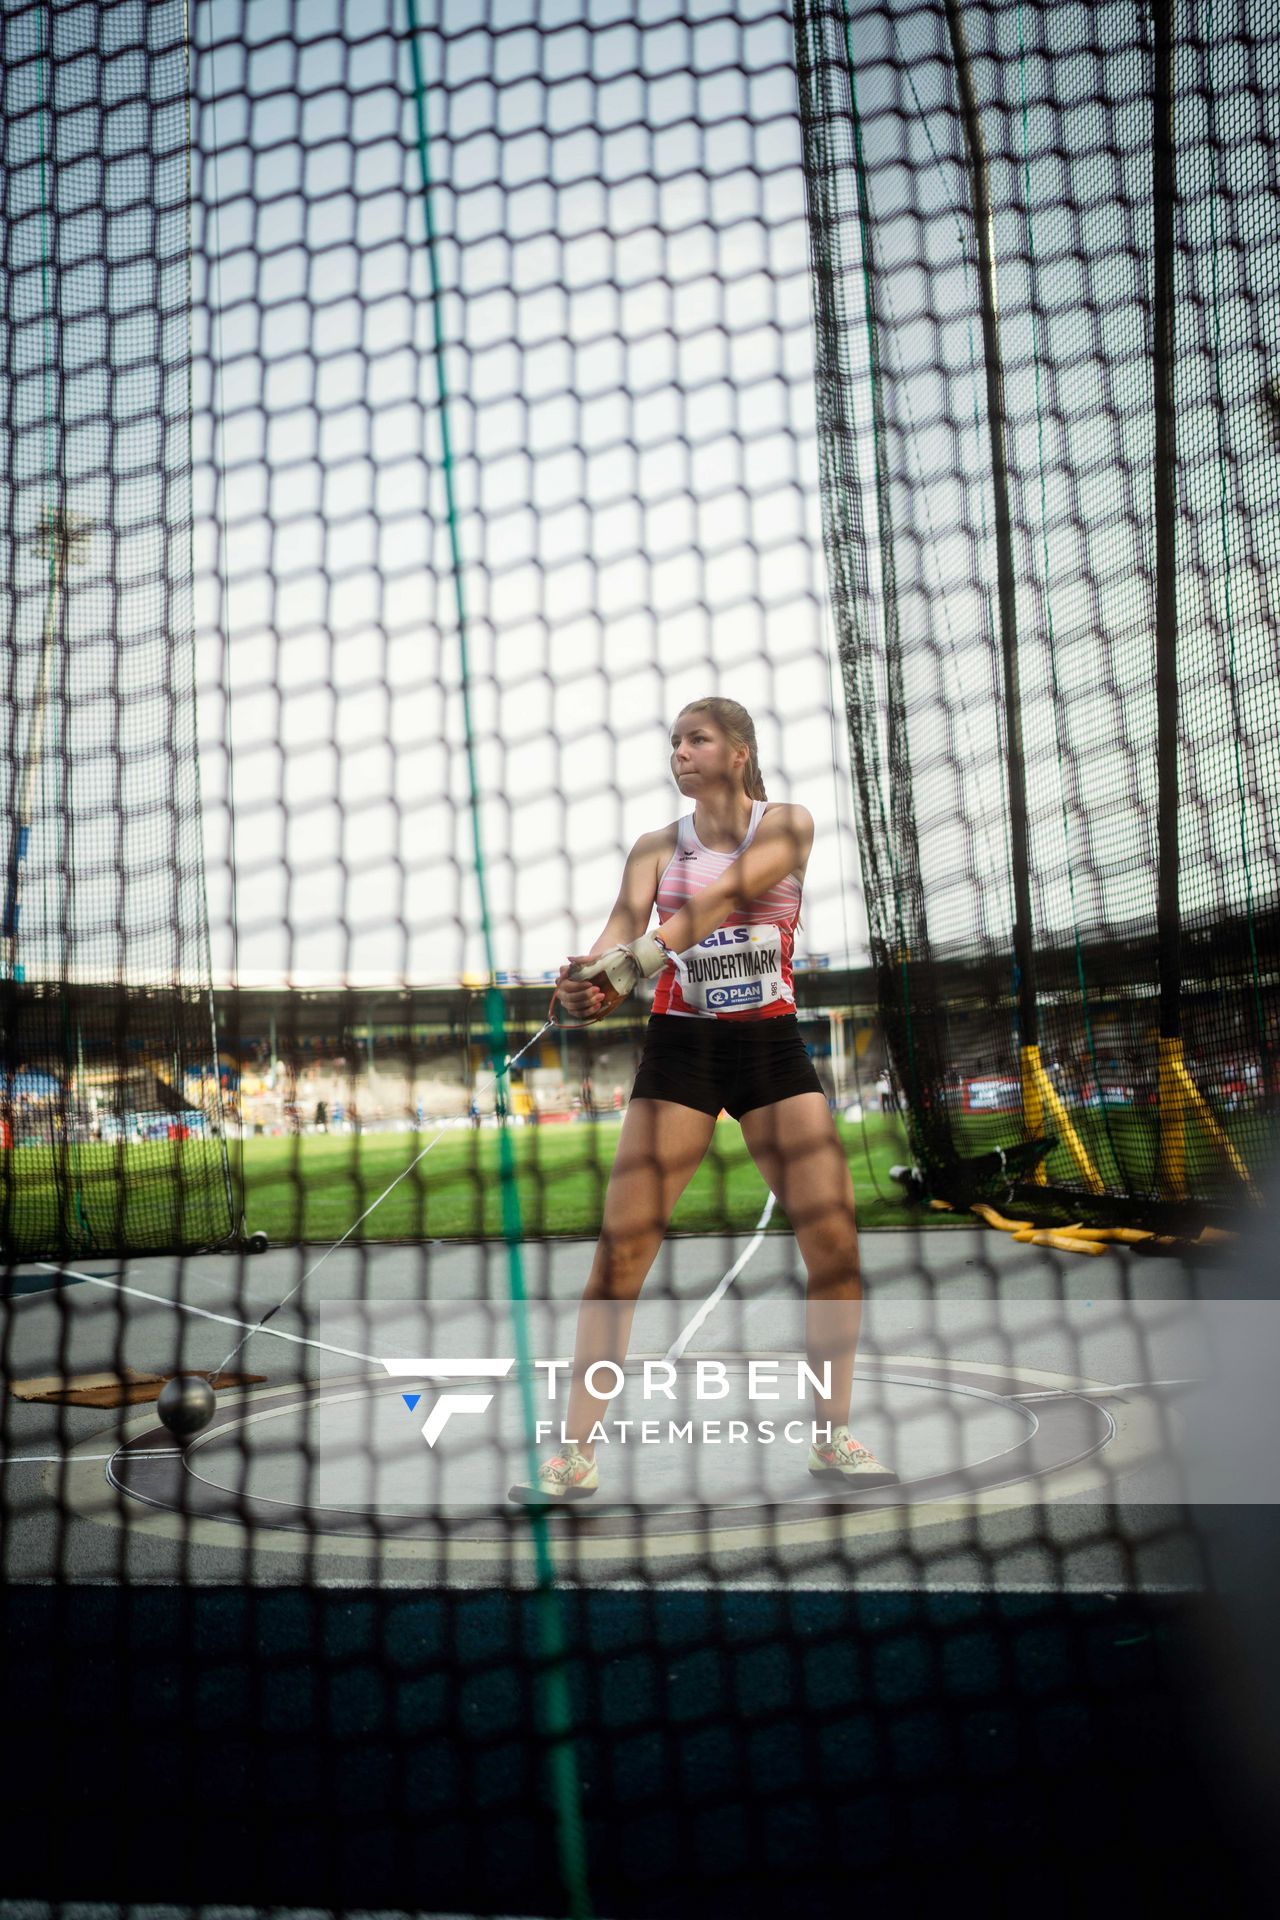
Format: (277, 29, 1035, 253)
(382, 1356, 833, 1448)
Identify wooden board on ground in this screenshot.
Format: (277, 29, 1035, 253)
(10, 1367, 267, 1407)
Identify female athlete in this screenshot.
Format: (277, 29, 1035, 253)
(514, 695, 895, 1500)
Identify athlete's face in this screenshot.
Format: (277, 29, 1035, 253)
(670, 714, 747, 793)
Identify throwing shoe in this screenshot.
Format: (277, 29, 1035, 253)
(808, 1426, 898, 1488)
(509, 1445, 599, 1504)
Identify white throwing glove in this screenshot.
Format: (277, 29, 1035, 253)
(568, 930, 672, 997)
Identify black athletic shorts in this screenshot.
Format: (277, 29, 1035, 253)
(630, 1012, 824, 1120)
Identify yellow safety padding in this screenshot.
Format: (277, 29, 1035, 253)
(1177, 1061, 1259, 1200)
(971, 1202, 1028, 1233)
(1067, 1227, 1155, 1245)
(1021, 1048, 1046, 1184)
(1022, 1045, 1105, 1194)
(1160, 1035, 1259, 1201)
(1157, 1034, 1187, 1203)
(1021, 1230, 1106, 1256)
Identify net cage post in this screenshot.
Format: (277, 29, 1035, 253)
(1152, 0, 1184, 1201)
(1149, 0, 1256, 1204)
(942, 0, 1102, 1194)
(794, 0, 962, 1192)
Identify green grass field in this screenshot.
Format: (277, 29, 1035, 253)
(0, 1111, 921, 1249)
(232, 1111, 926, 1242)
(5, 1103, 1265, 1253)
(229, 1103, 1262, 1244)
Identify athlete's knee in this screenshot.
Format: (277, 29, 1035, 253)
(798, 1209, 860, 1288)
(587, 1230, 660, 1300)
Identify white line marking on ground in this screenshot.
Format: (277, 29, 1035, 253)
(214, 1023, 556, 1377)
(2, 1453, 116, 1465)
(664, 1193, 776, 1364)
(1011, 1378, 1200, 1402)
(34, 1263, 377, 1363)
(3, 1447, 186, 1467)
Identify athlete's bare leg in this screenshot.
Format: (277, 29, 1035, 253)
(739, 1091, 861, 1436)
(560, 1097, 716, 1458)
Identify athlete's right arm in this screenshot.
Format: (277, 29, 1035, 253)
(556, 828, 673, 1019)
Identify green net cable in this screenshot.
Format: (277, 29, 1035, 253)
(189, 24, 238, 1248)
(402, 5, 593, 1914)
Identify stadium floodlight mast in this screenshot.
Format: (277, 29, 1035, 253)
(941, 0, 1103, 1195)
(2, 505, 91, 986)
(1, 506, 95, 1244)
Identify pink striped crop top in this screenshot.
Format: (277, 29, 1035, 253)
(650, 799, 802, 1020)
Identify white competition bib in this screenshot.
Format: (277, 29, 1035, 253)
(673, 922, 787, 1014)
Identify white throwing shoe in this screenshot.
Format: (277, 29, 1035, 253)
(509, 1445, 600, 1504)
(807, 1426, 898, 1487)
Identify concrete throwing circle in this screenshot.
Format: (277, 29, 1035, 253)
(94, 1354, 1127, 1564)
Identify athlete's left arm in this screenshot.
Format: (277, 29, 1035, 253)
(656, 804, 814, 955)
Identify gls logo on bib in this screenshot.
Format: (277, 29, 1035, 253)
(675, 921, 784, 1013)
